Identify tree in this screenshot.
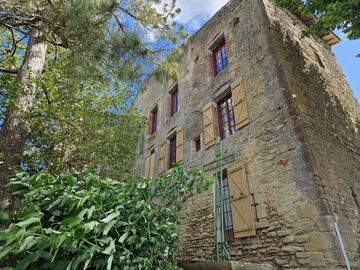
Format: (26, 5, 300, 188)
(274, 0, 360, 40)
(0, 166, 211, 269)
(0, 0, 185, 202)
(20, 53, 146, 180)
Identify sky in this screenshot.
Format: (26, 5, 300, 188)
(174, 0, 360, 103)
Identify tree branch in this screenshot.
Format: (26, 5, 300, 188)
(0, 67, 18, 74)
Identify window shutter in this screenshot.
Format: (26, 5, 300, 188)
(176, 128, 184, 164)
(203, 102, 215, 149)
(231, 80, 249, 130)
(144, 153, 151, 177)
(228, 163, 256, 238)
(149, 151, 156, 178)
(158, 142, 166, 175)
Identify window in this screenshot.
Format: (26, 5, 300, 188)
(212, 39, 229, 76)
(195, 137, 201, 152)
(217, 93, 236, 139)
(150, 107, 158, 134)
(168, 135, 176, 168)
(194, 136, 201, 152)
(170, 87, 178, 117)
(217, 170, 234, 241)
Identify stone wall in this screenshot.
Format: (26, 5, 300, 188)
(263, 0, 360, 268)
(132, 0, 360, 269)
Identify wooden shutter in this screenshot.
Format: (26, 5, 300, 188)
(144, 153, 151, 177)
(231, 80, 249, 130)
(228, 163, 256, 238)
(149, 151, 156, 178)
(176, 128, 184, 164)
(158, 142, 166, 175)
(203, 102, 215, 149)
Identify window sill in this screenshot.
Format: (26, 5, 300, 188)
(147, 132, 157, 142)
(213, 67, 229, 80)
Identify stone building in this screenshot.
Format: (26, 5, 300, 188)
(132, 0, 360, 269)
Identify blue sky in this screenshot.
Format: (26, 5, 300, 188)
(332, 31, 360, 103)
(175, 0, 360, 102)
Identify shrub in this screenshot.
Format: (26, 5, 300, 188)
(0, 166, 211, 270)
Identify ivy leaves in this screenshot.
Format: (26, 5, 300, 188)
(0, 166, 211, 269)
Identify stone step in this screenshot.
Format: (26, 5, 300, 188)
(178, 260, 273, 270)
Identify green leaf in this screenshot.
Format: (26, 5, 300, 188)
(102, 239, 115, 255)
(62, 216, 83, 228)
(103, 220, 117, 236)
(16, 217, 40, 228)
(19, 236, 37, 252)
(0, 242, 17, 260)
(119, 232, 128, 244)
(0, 209, 10, 222)
(84, 221, 99, 231)
(100, 212, 118, 223)
(106, 254, 114, 270)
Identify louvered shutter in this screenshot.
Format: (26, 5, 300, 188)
(176, 128, 184, 164)
(149, 151, 156, 178)
(228, 163, 256, 238)
(158, 142, 166, 175)
(231, 80, 249, 130)
(144, 153, 151, 177)
(203, 102, 215, 149)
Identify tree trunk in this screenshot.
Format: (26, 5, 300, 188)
(0, 29, 48, 204)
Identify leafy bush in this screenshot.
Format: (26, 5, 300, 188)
(0, 166, 211, 270)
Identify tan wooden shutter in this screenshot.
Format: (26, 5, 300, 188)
(228, 163, 256, 238)
(176, 128, 184, 164)
(203, 102, 215, 149)
(149, 151, 156, 178)
(231, 80, 249, 130)
(158, 142, 166, 175)
(144, 153, 151, 177)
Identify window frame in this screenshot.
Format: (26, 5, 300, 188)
(168, 135, 177, 169)
(217, 169, 234, 242)
(150, 106, 158, 135)
(212, 38, 229, 76)
(170, 86, 178, 117)
(195, 136, 201, 152)
(217, 93, 236, 140)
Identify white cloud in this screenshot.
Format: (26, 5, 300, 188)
(155, 0, 229, 32)
(174, 0, 230, 25)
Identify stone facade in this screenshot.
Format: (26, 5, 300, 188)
(133, 0, 360, 269)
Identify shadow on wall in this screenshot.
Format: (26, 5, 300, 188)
(276, 27, 360, 263)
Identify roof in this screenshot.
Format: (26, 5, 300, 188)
(294, 11, 340, 46)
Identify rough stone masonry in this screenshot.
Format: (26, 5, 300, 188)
(132, 0, 360, 269)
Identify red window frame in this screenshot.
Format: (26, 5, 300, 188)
(168, 135, 177, 168)
(212, 39, 229, 76)
(170, 87, 178, 117)
(217, 93, 236, 139)
(150, 107, 158, 134)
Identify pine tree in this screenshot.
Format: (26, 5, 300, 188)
(0, 0, 184, 203)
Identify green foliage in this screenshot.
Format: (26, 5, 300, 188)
(0, 0, 187, 179)
(1, 0, 186, 82)
(16, 52, 145, 179)
(0, 166, 212, 269)
(274, 0, 360, 40)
